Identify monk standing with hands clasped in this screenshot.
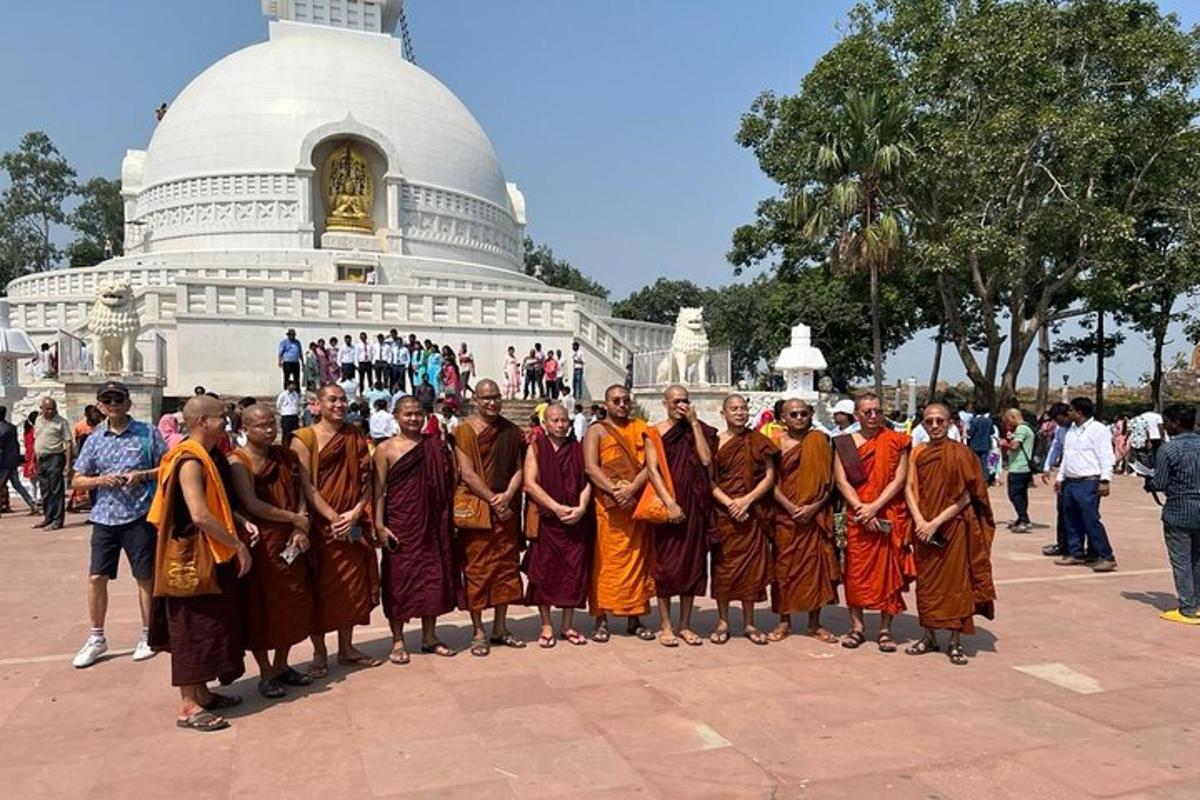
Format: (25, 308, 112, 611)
(651, 385, 714, 647)
(228, 405, 316, 699)
(904, 402, 996, 665)
(770, 398, 839, 643)
(584, 385, 669, 642)
(374, 396, 459, 663)
(522, 402, 593, 647)
(710, 394, 777, 645)
(291, 384, 381, 675)
(453, 379, 525, 657)
(834, 392, 913, 653)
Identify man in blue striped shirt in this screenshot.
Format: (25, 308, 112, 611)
(1039, 403, 1073, 557)
(1146, 404, 1200, 624)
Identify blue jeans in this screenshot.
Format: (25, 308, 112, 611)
(1061, 479, 1114, 561)
(573, 367, 585, 398)
(1163, 525, 1200, 616)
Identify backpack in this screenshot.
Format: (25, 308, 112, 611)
(1128, 416, 1150, 451)
(1026, 426, 1049, 474)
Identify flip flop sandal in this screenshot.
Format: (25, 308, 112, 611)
(767, 628, 791, 642)
(560, 629, 588, 646)
(490, 633, 527, 649)
(590, 627, 611, 643)
(841, 630, 866, 649)
(659, 634, 681, 648)
(537, 634, 556, 649)
(905, 637, 940, 656)
(277, 667, 314, 687)
(808, 629, 839, 644)
(470, 638, 490, 657)
(947, 645, 969, 665)
(388, 648, 411, 665)
(709, 629, 731, 645)
(420, 642, 457, 657)
(307, 662, 329, 679)
(877, 633, 898, 653)
(338, 654, 384, 668)
(257, 678, 286, 699)
(679, 630, 704, 646)
(200, 693, 242, 711)
(744, 628, 769, 646)
(629, 625, 656, 641)
(176, 711, 229, 732)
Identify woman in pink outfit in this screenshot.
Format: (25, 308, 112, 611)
(501, 345, 520, 399)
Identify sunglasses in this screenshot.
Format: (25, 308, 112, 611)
(786, 410, 812, 418)
(860, 409, 883, 417)
(98, 394, 128, 404)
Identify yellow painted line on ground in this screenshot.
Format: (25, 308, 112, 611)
(996, 567, 1169, 586)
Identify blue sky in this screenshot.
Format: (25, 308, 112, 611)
(2, 0, 1197, 387)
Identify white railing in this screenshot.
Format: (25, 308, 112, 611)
(633, 346, 731, 388)
(604, 317, 675, 351)
(56, 330, 92, 374)
(5, 259, 314, 299)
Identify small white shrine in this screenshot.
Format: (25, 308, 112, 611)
(775, 323, 826, 401)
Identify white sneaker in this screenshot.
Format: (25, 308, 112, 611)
(72, 637, 108, 669)
(131, 638, 155, 662)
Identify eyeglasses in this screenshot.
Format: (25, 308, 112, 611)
(786, 410, 811, 418)
(610, 397, 632, 406)
(923, 416, 947, 425)
(98, 394, 128, 404)
(860, 408, 883, 417)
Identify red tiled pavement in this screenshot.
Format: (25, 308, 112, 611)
(0, 476, 1197, 799)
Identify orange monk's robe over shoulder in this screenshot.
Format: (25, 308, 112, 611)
(910, 441, 996, 632)
(772, 431, 839, 615)
(590, 419, 656, 616)
(843, 427, 913, 614)
(711, 429, 777, 603)
(454, 418, 524, 611)
(294, 425, 379, 634)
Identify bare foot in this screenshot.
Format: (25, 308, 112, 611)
(807, 627, 839, 644)
(766, 623, 791, 642)
(678, 628, 703, 646)
(337, 647, 383, 668)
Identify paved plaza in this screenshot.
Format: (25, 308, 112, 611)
(0, 476, 1196, 799)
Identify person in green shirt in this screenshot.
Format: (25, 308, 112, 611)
(1002, 408, 1035, 532)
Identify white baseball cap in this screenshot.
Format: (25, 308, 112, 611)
(833, 399, 855, 416)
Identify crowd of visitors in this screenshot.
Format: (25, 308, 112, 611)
(15, 345, 1195, 734)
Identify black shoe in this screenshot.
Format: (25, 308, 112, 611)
(45, 522, 64, 531)
(1041, 544, 1063, 557)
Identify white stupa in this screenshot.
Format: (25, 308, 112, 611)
(775, 323, 826, 401)
(5, 0, 669, 398)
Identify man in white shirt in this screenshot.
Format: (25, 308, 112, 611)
(571, 341, 586, 399)
(338, 334, 357, 380)
(1056, 397, 1116, 572)
(338, 374, 360, 402)
(368, 398, 398, 443)
(354, 332, 372, 395)
(571, 402, 590, 441)
(386, 329, 407, 393)
(275, 381, 302, 443)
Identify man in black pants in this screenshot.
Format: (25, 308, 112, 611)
(33, 396, 72, 530)
(277, 329, 302, 390)
(1039, 403, 1074, 557)
(0, 406, 37, 513)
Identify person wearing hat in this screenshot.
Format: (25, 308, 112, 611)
(68, 381, 169, 668)
(831, 399, 860, 436)
(277, 328, 303, 391)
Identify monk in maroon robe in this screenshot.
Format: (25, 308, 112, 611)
(228, 405, 316, 698)
(904, 402, 997, 665)
(454, 379, 525, 656)
(522, 403, 593, 647)
(711, 395, 778, 645)
(148, 395, 251, 732)
(374, 396, 458, 663)
(652, 385, 715, 646)
(291, 384, 381, 676)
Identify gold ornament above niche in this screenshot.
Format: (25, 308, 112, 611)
(322, 141, 374, 233)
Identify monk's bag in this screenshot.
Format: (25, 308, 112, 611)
(453, 427, 493, 530)
(632, 429, 676, 525)
(832, 434, 868, 486)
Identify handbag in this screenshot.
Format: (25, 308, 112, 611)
(453, 425, 493, 530)
(155, 527, 220, 597)
(632, 429, 676, 524)
(523, 501, 540, 540)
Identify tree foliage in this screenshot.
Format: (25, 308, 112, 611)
(0, 131, 76, 274)
(68, 177, 123, 267)
(522, 236, 609, 299)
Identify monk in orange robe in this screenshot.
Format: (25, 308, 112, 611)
(904, 402, 996, 665)
(291, 383, 381, 676)
(710, 394, 777, 645)
(583, 384, 669, 642)
(769, 399, 839, 643)
(453, 379, 525, 657)
(833, 392, 912, 652)
(148, 395, 251, 732)
(228, 405, 316, 698)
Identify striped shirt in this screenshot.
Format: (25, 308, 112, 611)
(1148, 431, 1200, 529)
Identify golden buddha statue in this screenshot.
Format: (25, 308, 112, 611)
(322, 141, 374, 233)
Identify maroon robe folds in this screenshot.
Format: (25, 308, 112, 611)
(653, 420, 716, 597)
(523, 430, 592, 608)
(381, 438, 459, 622)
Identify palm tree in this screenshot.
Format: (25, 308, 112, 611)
(790, 90, 912, 399)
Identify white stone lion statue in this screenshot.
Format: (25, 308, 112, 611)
(88, 279, 142, 374)
(656, 306, 710, 385)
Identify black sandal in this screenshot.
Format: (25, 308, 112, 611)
(277, 667, 313, 687)
(257, 678, 286, 699)
(628, 625, 656, 641)
(490, 632, 526, 649)
(469, 638, 490, 657)
(590, 625, 611, 643)
(905, 637, 940, 656)
(200, 692, 242, 711)
(947, 644, 968, 665)
(841, 630, 866, 649)
(176, 710, 230, 732)
(877, 632, 898, 653)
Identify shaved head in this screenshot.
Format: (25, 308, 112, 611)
(317, 382, 345, 400)
(722, 393, 747, 411)
(395, 395, 422, 411)
(604, 384, 628, 401)
(240, 404, 274, 425)
(182, 395, 222, 430)
(474, 378, 499, 396)
(663, 384, 688, 400)
(544, 402, 568, 422)
(923, 401, 951, 419)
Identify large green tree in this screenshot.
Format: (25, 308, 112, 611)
(68, 177, 123, 266)
(0, 131, 76, 273)
(522, 236, 609, 299)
